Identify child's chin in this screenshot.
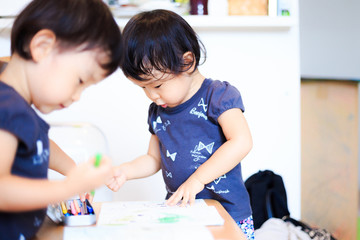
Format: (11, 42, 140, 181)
(37, 106, 56, 114)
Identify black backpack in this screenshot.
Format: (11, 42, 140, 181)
(245, 170, 290, 229)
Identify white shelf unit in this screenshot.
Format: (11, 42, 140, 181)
(116, 15, 295, 29)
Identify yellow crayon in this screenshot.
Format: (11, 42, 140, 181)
(60, 201, 67, 215)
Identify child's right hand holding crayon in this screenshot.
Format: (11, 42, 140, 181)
(65, 155, 112, 200)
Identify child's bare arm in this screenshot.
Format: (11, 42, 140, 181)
(107, 134, 161, 192)
(0, 129, 112, 212)
(123, 134, 162, 180)
(48, 139, 76, 175)
(167, 108, 252, 206)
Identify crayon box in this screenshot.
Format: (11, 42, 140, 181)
(47, 198, 96, 226)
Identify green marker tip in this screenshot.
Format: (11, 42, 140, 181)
(94, 153, 102, 167)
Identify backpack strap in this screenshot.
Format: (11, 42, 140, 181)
(265, 188, 290, 219)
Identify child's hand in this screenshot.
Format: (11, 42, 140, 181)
(166, 175, 204, 207)
(79, 192, 93, 203)
(65, 155, 112, 195)
(106, 166, 127, 192)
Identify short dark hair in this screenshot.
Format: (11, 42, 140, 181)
(11, 0, 123, 76)
(121, 9, 206, 81)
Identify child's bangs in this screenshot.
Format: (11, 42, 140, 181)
(125, 40, 183, 81)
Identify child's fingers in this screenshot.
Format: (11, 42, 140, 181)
(87, 193, 94, 203)
(94, 156, 112, 177)
(166, 190, 183, 206)
(97, 155, 111, 168)
(79, 192, 86, 202)
(105, 177, 114, 186)
(89, 154, 111, 168)
(188, 194, 196, 206)
(180, 192, 190, 207)
(106, 179, 120, 192)
(74, 156, 112, 191)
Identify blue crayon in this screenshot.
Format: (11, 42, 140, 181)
(78, 199, 84, 215)
(85, 199, 94, 214)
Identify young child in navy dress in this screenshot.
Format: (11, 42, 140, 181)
(107, 9, 254, 239)
(0, 0, 123, 239)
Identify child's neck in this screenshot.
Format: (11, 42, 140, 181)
(189, 69, 205, 98)
(0, 54, 31, 104)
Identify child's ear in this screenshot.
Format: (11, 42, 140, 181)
(183, 51, 195, 64)
(29, 29, 56, 62)
(183, 51, 196, 72)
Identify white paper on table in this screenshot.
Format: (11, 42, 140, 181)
(63, 225, 214, 240)
(97, 199, 224, 226)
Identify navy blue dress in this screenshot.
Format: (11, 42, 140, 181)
(148, 78, 252, 222)
(0, 81, 50, 240)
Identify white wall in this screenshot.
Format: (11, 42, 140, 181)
(0, 1, 301, 219)
(299, 0, 360, 80)
(195, 23, 301, 219)
(0, 0, 30, 16)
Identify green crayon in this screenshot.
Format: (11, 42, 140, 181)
(91, 153, 102, 197)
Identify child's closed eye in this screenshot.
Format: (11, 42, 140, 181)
(154, 84, 162, 88)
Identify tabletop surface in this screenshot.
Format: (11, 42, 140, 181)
(35, 199, 247, 240)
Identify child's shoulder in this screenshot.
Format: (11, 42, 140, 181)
(206, 78, 240, 94)
(0, 81, 39, 127)
(0, 81, 28, 112)
(205, 79, 245, 115)
(0, 81, 48, 145)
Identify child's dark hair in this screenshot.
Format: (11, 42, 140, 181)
(121, 9, 206, 81)
(11, 0, 123, 76)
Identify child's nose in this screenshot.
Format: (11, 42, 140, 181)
(146, 89, 159, 101)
